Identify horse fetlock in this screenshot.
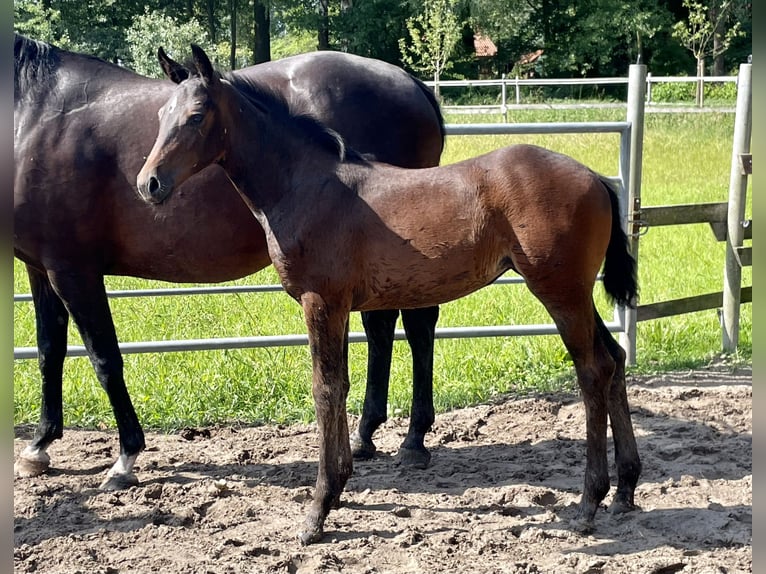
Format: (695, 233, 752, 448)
(15, 446, 51, 477)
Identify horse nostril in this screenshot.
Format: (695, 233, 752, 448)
(148, 176, 161, 197)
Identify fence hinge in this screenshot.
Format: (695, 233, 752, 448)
(739, 153, 752, 175)
(628, 196, 648, 237)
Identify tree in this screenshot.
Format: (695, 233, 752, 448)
(335, 0, 412, 64)
(14, 0, 67, 45)
(399, 0, 462, 98)
(253, 0, 271, 63)
(126, 9, 212, 77)
(672, 0, 744, 102)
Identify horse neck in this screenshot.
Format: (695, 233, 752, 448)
(221, 86, 346, 215)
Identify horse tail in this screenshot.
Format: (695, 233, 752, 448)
(600, 176, 638, 308)
(409, 73, 447, 155)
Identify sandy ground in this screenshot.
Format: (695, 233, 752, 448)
(14, 361, 752, 573)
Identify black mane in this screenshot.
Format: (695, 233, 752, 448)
(14, 33, 59, 104)
(224, 72, 366, 163)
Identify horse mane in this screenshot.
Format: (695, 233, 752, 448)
(14, 33, 60, 104)
(223, 71, 366, 164)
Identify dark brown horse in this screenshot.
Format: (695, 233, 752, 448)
(138, 45, 642, 545)
(13, 34, 445, 489)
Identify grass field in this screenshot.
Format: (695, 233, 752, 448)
(13, 108, 752, 430)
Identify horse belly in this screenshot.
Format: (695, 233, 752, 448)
(355, 252, 497, 311)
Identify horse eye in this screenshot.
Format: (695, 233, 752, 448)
(188, 113, 204, 126)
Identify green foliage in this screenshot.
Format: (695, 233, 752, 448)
(125, 9, 213, 77)
(12, 0, 752, 79)
(650, 79, 737, 103)
(334, 0, 411, 64)
(270, 29, 316, 60)
(399, 0, 462, 88)
(672, 0, 745, 72)
(14, 0, 68, 45)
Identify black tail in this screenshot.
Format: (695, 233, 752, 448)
(409, 73, 447, 156)
(600, 176, 638, 308)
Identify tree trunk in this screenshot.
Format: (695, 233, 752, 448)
(229, 0, 237, 69)
(317, 0, 329, 50)
(206, 0, 217, 44)
(713, 29, 725, 75)
(696, 57, 705, 107)
(186, 0, 194, 19)
(253, 0, 271, 63)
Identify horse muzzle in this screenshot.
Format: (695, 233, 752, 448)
(136, 167, 173, 205)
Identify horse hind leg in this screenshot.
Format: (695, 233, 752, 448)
(595, 312, 641, 513)
(541, 293, 615, 530)
(46, 270, 145, 490)
(397, 305, 439, 468)
(15, 265, 69, 478)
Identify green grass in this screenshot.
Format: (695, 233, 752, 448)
(13, 109, 752, 431)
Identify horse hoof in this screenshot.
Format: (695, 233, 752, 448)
(14, 455, 50, 478)
(99, 473, 139, 491)
(608, 497, 638, 515)
(396, 447, 431, 469)
(350, 432, 376, 460)
(298, 519, 325, 546)
(569, 516, 595, 534)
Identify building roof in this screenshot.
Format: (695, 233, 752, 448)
(474, 34, 498, 57)
(517, 49, 543, 65)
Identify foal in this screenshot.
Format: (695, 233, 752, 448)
(137, 45, 641, 545)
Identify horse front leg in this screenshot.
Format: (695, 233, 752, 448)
(47, 270, 145, 490)
(15, 265, 69, 478)
(299, 292, 354, 546)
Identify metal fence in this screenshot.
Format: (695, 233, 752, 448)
(14, 68, 649, 362)
(426, 73, 737, 117)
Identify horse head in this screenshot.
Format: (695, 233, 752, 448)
(137, 45, 228, 204)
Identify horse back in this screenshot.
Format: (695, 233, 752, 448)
(236, 52, 444, 168)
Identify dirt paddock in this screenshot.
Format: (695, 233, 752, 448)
(14, 361, 752, 573)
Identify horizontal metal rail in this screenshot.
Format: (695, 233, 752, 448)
(14, 318, 627, 360)
(427, 76, 736, 89)
(444, 122, 628, 135)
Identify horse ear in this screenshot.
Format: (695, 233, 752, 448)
(157, 46, 189, 84)
(191, 44, 215, 83)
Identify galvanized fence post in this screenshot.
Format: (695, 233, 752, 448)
(622, 64, 647, 365)
(722, 63, 752, 351)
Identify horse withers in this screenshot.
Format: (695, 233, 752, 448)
(137, 45, 641, 545)
(13, 34, 444, 490)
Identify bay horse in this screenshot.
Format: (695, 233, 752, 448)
(13, 34, 445, 489)
(137, 45, 642, 545)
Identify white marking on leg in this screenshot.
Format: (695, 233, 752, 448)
(20, 444, 51, 464)
(106, 453, 138, 479)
